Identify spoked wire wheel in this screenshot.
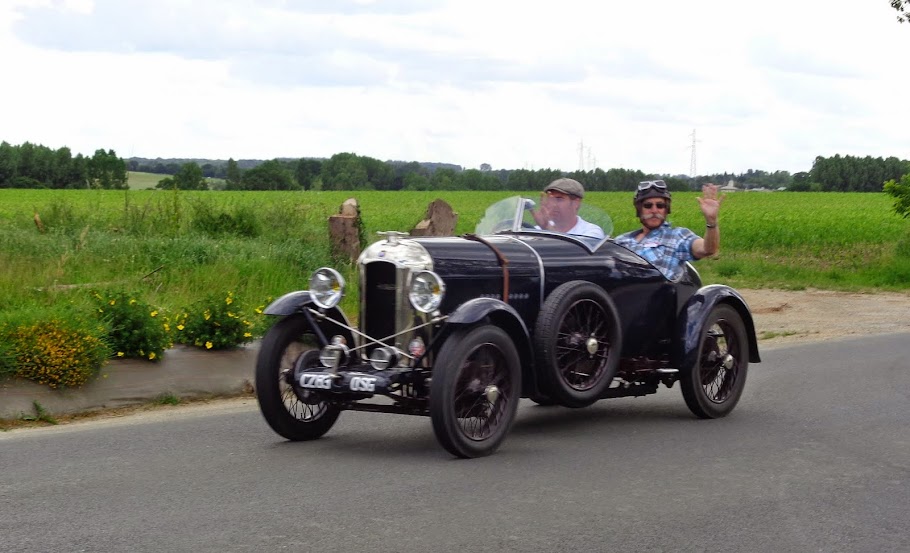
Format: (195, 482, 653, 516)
(555, 298, 613, 391)
(699, 322, 740, 403)
(681, 304, 749, 418)
(534, 281, 622, 408)
(255, 315, 340, 440)
(430, 325, 521, 458)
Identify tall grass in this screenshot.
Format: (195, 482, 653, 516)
(1, 189, 908, 330)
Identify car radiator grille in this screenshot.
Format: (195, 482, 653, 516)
(363, 261, 398, 349)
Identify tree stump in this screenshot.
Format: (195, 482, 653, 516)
(328, 198, 364, 262)
(409, 199, 458, 237)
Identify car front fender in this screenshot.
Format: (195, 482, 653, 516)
(674, 285, 761, 370)
(263, 290, 353, 333)
(445, 298, 538, 397)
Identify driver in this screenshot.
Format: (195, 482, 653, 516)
(613, 180, 722, 280)
(531, 178, 605, 239)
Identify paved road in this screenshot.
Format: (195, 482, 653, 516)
(2, 333, 908, 553)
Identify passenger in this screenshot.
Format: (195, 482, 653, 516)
(613, 180, 722, 280)
(531, 178, 605, 239)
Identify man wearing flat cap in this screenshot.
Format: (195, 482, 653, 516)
(531, 177, 605, 239)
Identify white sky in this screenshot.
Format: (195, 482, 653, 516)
(1, 0, 908, 175)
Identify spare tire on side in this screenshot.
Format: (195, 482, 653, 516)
(533, 280, 622, 408)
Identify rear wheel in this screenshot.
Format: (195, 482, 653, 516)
(430, 325, 521, 458)
(255, 315, 340, 440)
(680, 304, 749, 418)
(533, 281, 622, 408)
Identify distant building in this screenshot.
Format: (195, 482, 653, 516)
(480, 163, 492, 172)
(719, 180, 738, 192)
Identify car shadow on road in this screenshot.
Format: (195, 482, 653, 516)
(509, 398, 707, 437)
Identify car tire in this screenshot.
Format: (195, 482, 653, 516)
(534, 280, 622, 408)
(255, 315, 340, 440)
(529, 394, 557, 406)
(680, 304, 749, 419)
(430, 325, 521, 458)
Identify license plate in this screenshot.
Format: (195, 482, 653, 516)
(299, 373, 333, 390)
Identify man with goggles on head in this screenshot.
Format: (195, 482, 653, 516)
(530, 177, 605, 239)
(613, 180, 722, 280)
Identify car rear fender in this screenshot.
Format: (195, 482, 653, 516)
(445, 297, 537, 397)
(674, 284, 761, 370)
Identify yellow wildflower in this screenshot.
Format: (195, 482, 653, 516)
(205, 341, 213, 349)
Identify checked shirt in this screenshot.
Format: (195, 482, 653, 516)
(613, 222, 697, 280)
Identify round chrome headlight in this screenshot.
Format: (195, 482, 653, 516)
(409, 270, 445, 313)
(309, 267, 345, 309)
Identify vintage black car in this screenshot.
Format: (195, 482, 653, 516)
(255, 196, 760, 458)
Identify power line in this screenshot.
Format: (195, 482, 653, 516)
(688, 129, 700, 179)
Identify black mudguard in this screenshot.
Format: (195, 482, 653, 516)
(263, 290, 354, 348)
(444, 297, 538, 398)
(674, 284, 761, 370)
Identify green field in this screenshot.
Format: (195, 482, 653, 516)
(127, 171, 166, 190)
(127, 171, 227, 190)
(1, 189, 908, 329)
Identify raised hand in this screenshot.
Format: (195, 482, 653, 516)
(696, 183, 723, 223)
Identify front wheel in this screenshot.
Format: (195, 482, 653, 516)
(430, 325, 521, 458)
(680, 304, 749, 418)
(255, 315, 340, 440)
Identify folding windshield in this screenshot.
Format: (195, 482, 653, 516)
(475, 196, 614, 245)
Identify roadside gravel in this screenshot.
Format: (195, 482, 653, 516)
(740, 288, 910, 347)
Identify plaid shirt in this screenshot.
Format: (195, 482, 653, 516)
(614, 222, 698, 280)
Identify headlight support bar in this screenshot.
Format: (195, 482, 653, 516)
(307, 307, 447, 360)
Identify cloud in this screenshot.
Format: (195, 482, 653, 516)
(2, 0, 909, 175)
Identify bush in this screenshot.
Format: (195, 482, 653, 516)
(190, 200, 261, 237)
(91, 290, 173, 361)
(175, 291, 258, 350)
(884, 174, 910, 219)
(0, 324, 15, 379)
(10, 319, 110, 388)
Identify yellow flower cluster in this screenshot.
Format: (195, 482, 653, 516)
(13, 321, 109, 389)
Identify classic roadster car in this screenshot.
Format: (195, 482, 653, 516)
(255, 196, 760, 458)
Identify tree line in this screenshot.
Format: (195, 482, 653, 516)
(790, 155, 910, 192)
(0, 141, 127, 189)
(2, 141, 908, 193)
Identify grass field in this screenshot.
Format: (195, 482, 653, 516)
(1, 188, 908, 330)
(127, 171, 227, 190)
(127, 171, 166, 189)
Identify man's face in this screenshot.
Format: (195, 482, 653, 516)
(638, 198, 668, 230)
(542, 190, 580, 228)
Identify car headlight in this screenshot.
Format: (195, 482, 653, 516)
(409, 270, 445, 313)
(309, 267, 345, 309)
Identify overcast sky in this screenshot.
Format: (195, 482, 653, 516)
(1, 0, 908, 176)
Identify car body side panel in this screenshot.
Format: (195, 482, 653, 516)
(416, 234, 681, 358)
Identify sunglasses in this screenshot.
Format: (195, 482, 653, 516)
(642, 201, 667, 209)
(637, 180, 667, 191)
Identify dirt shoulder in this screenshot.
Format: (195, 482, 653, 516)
(740, 288, 910, 347)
